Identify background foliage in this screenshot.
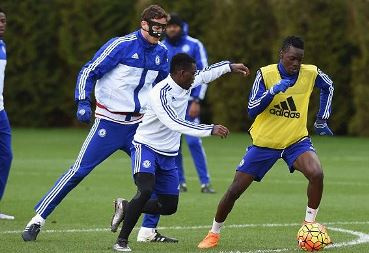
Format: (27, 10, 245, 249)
(1, 0, 368, 135)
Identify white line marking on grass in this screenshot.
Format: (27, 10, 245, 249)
(2, 220, 369, 234)
(326, 226, 369, 249)
(2, 221, 369, 252)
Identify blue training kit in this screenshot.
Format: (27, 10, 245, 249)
(0, 110, 12, 200)
(35, 119, 138, 218)
(237, 137, 316, 182)
(131, 141, 179, 196)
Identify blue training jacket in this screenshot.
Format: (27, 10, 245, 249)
(75, 30, 169, 117)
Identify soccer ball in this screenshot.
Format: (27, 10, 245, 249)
(297, 222, 331, 251)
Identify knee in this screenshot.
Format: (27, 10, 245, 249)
(309, 166, 324, 183)
(162, 203, 177, 215)
(159, 196, 178, 215)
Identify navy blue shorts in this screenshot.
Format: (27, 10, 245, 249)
(237, 137, 316, 182)
(131, 141, 179, 195)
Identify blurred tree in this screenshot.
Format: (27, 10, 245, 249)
(0, 0, 368, 135)
(348, 0, 369, 136)
(203, 0, 278, 131)
(3, 0, 65, 126)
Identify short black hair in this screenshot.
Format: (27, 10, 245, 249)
(0, 7, 5, 14)
(281, 36, 304, 51)
(168, 13, 183, 27)
(170, 53, 196, 74)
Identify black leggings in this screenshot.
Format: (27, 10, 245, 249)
(118, 172, 179, 240)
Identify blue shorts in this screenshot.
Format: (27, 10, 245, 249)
(131, 141, 179, 196)
(237, 137, 316, 182)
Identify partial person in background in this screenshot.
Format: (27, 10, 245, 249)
(135, 13, 215, 243)
(165, 13, 214, 194)
(22, 4, 175, 242)
(0, 7, 14, 221)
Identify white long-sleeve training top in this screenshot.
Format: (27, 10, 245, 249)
(133, 61, 231, 156)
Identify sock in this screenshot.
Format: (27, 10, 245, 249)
(305, 206, 319, 223)
(28, 213, 45, 227)
(139, 227, 155, 237)
(210, 218, 224, 234)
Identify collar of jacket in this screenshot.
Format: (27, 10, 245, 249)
(136, 29, 157, 50)
(164, 33, 186, 47)
(167, 74, 188, 95)
(278, 61, 298, 80)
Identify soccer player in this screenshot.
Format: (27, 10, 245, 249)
(135, 13, 214, 244)
(21, 4, 174, 241)
(111, 53, 249, 251)
(0, 7, 14, 221)
(198, 36, 334, 249)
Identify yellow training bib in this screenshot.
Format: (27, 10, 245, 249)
(250, 64, 318, 149)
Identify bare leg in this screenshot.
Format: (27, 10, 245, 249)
(215, 171, 254, 222)
(293, 151, 324, 209)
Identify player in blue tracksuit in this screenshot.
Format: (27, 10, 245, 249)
(0, 8, 14, 221)
(164, 14, 214, 194)
(136, 13, 215, 243)
(22, 5, 175, 242)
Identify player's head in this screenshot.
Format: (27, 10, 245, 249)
(0, 7, 6, 37)
(166, 13, 183, 43)
(140, 5, 168, 44)
(279, 35, 304, 75)
(170, 53, 196, 90)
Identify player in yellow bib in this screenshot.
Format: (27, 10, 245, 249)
(198, 36, 334, 249)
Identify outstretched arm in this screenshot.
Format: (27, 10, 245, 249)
(192, 62, 249, 89)
(151, 85, 228, 138)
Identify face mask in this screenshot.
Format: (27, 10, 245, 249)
(144, 19, 167, 38)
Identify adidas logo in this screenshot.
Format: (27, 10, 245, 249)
(131, 53, 139, 59)
(269, 96, 300, 119)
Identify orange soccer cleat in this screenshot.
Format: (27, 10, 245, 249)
(198, 231, 220, 249)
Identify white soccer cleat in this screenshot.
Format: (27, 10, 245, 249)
(0, 213, 15, 220)
(113, 238, 131, 252)
(137, 227, 178, 243)
(21, 214, 45, 241)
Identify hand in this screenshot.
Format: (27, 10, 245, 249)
(314, 119, 333, 136)
(230, 63, 250, 77)
(188, 100, 200, 118)
(211, 124, 230, 138)
(270, 79, 291, 95)
(76, 100, 92, 124)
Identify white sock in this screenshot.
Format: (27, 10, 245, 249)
(210, 218, 224, 234)
(28, 213, 45, 227)
(138, 227, 155, 236)
(305, 206, 319, 223)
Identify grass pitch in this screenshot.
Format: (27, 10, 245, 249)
(0, 128, 368, 252)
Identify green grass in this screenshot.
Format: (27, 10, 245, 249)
(0, 129, 368, 252)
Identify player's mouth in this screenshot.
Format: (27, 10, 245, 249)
(290, 67, 299, 74)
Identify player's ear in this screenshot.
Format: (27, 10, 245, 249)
(279, 50, 284, 59)
(141, 20, 148, 30)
